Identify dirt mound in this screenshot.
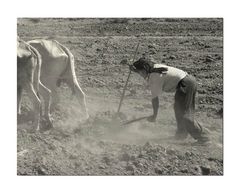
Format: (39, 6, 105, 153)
(17, 110, 222, 175)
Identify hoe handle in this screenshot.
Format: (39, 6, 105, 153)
(122, 116, 149, 125)
(117, 42, 140, 113)
(117, 70, 132, 113)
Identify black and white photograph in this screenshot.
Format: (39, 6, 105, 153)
(17, 18, 223, 176)
(2, 0, 240, 191)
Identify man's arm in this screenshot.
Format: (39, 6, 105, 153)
(147, 96, 159, 122)
(150, 67, 168, 74)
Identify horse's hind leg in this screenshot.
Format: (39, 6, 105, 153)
(25, 83, 41, 130)
(17, 86, 23, 115)
(68, 80, 89, 119)
(38, 82, 53, 129)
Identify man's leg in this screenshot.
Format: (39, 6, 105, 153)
(174, 87, 188, 139)
(181, 76, 209, 142)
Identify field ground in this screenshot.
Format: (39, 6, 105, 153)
(17, 18, 223, 175)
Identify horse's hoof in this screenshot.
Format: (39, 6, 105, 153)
(40, 119, 53, 132)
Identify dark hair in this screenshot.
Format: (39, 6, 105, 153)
(133, 58, 154, 73)
(133, 57, 168, 74)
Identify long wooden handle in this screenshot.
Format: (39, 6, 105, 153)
(117, 70, 132, 113)
(117, 42, 140, 113)
(122, 116, 149, 125)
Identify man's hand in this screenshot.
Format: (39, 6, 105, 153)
(147, 115, 156, 122)
(129, 65, 137, 72)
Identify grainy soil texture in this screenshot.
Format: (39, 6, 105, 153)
(17, 18, 223, 175)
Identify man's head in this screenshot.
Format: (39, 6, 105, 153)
(130, 57, 154, 79)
